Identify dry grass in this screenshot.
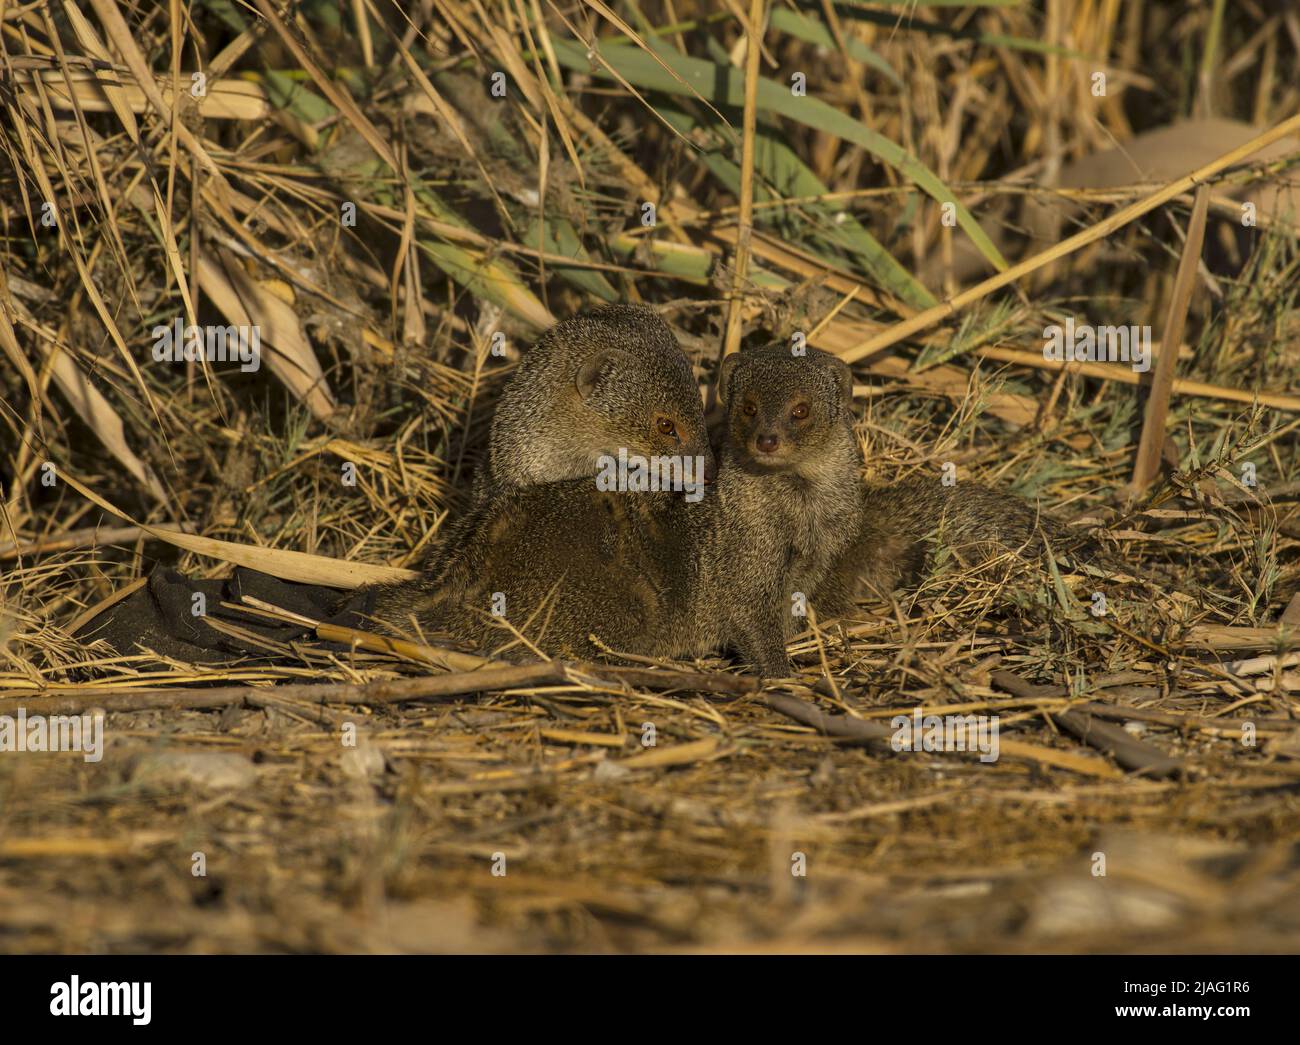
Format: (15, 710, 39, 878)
(1, 0, 1299, 953)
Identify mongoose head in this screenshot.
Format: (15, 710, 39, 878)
(718, 345, 855, 476)
(569, 308, 716, 483)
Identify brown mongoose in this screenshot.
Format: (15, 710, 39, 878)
(686, 344, 864, 674)
(479, 303, 715, 496)
(370, 344, 864, 676)
(818, 474, 1142, 612)
(75, 328, 1133, 669)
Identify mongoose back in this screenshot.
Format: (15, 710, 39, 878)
(818, 477, 1151, 611)
(371, 345, 864, 676)
(482, 303, 714, 495)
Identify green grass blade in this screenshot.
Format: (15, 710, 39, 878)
(550, 37, 1008, 274)
(768, 8, 901, 88)
(527, 216, 619, 301)
(658, 104, 935, 308)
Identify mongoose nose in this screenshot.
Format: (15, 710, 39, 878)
(756, 433, 780, 453)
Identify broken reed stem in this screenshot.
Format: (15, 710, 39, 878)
(720, 0, 765, 362)
(2, 662, 570, 715)
(989, 670, 1185, 777)
(838, 111, 1300, 364)
(1129, 182, 1212, 495)
(57, 471, 417, 587)
(3, 660, 761, 716)
(315, 621, 494, 672)
(973, 345, 1300, 412)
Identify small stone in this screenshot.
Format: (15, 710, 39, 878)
(593, 759, 631, 782)
(340, 743, 387, 780)
(136, 751, 258, 790)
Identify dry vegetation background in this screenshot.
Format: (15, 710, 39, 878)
(1, 0, 1300, 953)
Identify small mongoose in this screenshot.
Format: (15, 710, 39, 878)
(370, 345, 863, 675)
(479, 303, 715, 496)
(818, 476, 1139, 611)
(683, 344, 863, 674)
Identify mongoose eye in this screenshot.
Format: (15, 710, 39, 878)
(791, 403, 809, 420)
(656, 417, 677, 437)
(742, 402, 757, 417)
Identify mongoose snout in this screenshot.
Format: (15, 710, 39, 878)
(719, 344, 855, 478)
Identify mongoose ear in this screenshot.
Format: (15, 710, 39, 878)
(717, 352, 744, 405)
(575, 349, 630, 400)
(828, 357, 854, 410)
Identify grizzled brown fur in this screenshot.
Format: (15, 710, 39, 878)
(369, 480, 691, 661)
(481, 303, 713, 495)
(372, 307, 1136, 675)
(818, 477, 1089, 610)
(687, 344, 864, 674)
(371, 345, 864, 675)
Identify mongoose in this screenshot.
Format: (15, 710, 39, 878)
(370, 345, 863, 676)
(818, 476, 1141, 612)
(76, 327, 1132, 668)
(479, 303, 715, 496)
(684, 344, 863, 674)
